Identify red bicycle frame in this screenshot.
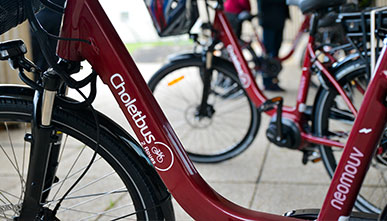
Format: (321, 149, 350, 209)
(213, 8, 356, 149)
(57, 0, 387, 220)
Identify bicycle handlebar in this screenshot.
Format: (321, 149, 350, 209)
(0, 0, 41, 35)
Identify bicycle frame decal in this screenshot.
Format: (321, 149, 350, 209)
(152, 141, 175, 171)
(330, 147, 364, 210)
(110, 73, 174, 171)
(226, 44, 251, 88)
(358, 128, 372, 134)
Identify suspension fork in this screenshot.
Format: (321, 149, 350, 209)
(18, 70, 61, 220)
(197, 41, 217, 118)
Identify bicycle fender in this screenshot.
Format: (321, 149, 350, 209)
(330, 52, 361, 72)
(167, 52, 237, 71)
(311, 54, 366, 131)
(167, 52, 201, 62)
(0, 84, 175, 220)
(313, 52, 363, 96)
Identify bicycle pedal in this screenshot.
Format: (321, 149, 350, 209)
(302, 150, 321, 165)
(259, 96, 283, 112)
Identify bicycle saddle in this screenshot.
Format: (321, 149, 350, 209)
(287, 0, 346, 14)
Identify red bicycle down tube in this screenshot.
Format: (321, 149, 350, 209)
(56, 0, 298, 220)
(318, 44, 387, 220)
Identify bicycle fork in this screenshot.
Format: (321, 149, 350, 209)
(18, 70, 61, 220)
(196, 44, 217, 119)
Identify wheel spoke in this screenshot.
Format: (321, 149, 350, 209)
(53, 187, 128, 212)
(50, 145, 88, 200)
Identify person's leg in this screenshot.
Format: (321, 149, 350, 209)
(273, 26, 284, 57)
(225, 12, 242, 38)
(262, 28, 277, 57)
(262, 28, 284, 91)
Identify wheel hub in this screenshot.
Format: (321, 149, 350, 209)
(184, 104, 214, 128)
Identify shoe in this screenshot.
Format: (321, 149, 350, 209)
(264, 84, 285, 92)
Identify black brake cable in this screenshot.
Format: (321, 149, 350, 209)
(40, 0, 65, 13)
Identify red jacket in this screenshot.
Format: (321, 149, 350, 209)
(224, 0, 251, 14)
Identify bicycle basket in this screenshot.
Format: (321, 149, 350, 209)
(144, 0, 199, 37)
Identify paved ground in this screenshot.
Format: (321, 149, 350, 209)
(82, 42, 336, 220)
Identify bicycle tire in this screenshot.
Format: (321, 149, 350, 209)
(313, 59, 386, 213)
(148, 54, 260, 163)
(0, 93, 170, 220)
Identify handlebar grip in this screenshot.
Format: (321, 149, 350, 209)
(0, 0, 41, 35)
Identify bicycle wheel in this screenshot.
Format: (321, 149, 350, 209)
(314, 59, 386, 213)
(148, 55, 260, 163)
(0, 94, 170, 220)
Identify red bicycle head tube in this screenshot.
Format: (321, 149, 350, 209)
(56, 0, 296, 220)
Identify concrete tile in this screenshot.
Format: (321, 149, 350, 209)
(259, 143, 331, 184)
(194, 140, 270, 183)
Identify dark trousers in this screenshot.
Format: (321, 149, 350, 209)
(262, 26, 284, 87)
(225, 12, 242, 38)
(263, 27, 284, 57)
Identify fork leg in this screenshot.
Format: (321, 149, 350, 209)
(18, 72, 60, 220)
(197, 51, 214, 117)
